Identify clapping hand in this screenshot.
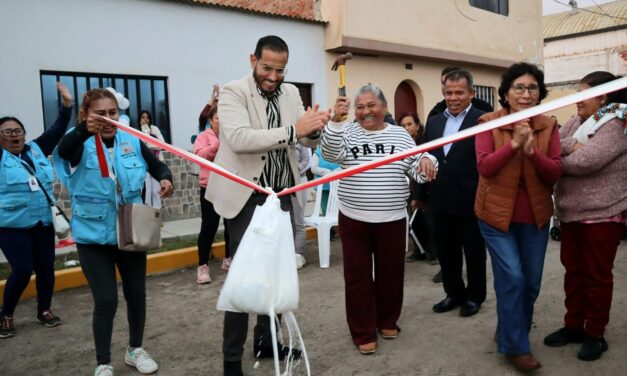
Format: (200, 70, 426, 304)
(511, 120, 532, 150)
(295, 104, 331, 138)
(523, 133, 535, 156)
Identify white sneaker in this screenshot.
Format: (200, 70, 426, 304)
(94, 364, 113, 376)
(125, 347, 158, 374)
(196, 264, 211, 284)
(295, 254, 306, 270)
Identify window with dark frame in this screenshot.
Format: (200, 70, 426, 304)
(475, 85, 495, 108)
(287, 82, 313, 110)
(469, 0, 508, 16)
(40, 71, 171, 143)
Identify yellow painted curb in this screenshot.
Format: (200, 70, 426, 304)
(0, 227, 320, 301)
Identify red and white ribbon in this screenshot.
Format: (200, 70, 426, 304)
(278, 76, 627, 196)
(101, 118, 272, 195)
(102, 76, 627, 196)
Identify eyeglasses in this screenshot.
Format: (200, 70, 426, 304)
(0, 128, 25, 136)
(511, 83, 540, 95)
(257, 63, 288, 77)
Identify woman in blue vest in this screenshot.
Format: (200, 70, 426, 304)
(310, 146, 340, 215)
(55, 88, 173, 376)
(0, 83, 73, 339)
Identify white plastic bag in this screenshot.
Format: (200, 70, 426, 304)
(217, 193, 299, 314)
(217, 193, 310, 376)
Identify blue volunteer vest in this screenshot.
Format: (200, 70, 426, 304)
(53, 130, 147, 245)
(0, 142, 55, 228)
(314, 148, 340, 191)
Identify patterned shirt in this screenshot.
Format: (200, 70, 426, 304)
(257, 86, 295, 190)
(321, 121, 438, 223)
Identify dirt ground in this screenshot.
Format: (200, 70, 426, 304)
(1, 238, 626, 376)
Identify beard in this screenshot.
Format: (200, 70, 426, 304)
(253, 69, 284, 96)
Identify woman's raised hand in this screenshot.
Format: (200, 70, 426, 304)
(57, 82, 74, 107)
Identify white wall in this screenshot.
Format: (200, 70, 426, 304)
(0, 0, 327, 148)
(544, 29, 627, 84)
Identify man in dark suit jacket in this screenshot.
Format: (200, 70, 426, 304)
(427, 66, 493, 120)
(420, 70, 487, 317)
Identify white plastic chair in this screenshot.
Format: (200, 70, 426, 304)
(305, 180, 339, 268)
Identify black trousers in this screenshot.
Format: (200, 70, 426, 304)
(222, 193, 294, 362)
(77, 243, 147, 365)
(433, 212, 486, 304)
(198, 187, 230, 265)
(0, 224, 56, 316)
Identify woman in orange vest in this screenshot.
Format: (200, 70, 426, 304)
(474, 62, 562, 372)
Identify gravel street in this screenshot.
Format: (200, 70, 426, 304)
(1, 238, 625, 376)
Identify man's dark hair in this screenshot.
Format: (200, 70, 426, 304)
(498, 62, 548, 109)
(581, 71, 626, 104)
(254, 35, 289, 59)
(441, 66, 461, 76)
(443, 69, 475, 90)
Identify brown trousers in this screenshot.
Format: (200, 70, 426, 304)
(339, 212, 406, 345)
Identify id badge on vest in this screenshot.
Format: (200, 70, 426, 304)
(28, 176, 40, 191)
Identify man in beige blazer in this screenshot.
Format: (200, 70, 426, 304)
(206, 35, 329, 376)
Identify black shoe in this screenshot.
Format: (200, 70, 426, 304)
(37, 310, 62, 328)
(253, 343, 302, 361)
(224, 360, 243, 376)
(433, 297, 460, 313)
(544, 327, 585, 347)
(0, 315, 15, 339)
(427, 254, 439, 265)
(330, 228, 336, 241)
(459, 301, 481, 317)
(406, 252, 425, 262)
(577, 336, 608, 361)
(432, 270, 443, 283)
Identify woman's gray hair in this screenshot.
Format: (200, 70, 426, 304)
(354, 84, 387, 105)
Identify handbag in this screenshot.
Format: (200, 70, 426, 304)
(116, 202, 162, 252)
(19, 161, 71, 239)
(50, 203, 71, 239)
(94, 144, 162, 252)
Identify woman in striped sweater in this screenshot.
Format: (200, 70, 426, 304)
(321, 84, 438, 355)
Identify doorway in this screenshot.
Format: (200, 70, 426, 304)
(394, 81, 417, 122)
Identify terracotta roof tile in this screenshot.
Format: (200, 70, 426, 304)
(171, 0, 326, 23)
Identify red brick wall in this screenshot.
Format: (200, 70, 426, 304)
(197, 0, 317, 20)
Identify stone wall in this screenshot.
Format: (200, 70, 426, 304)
(52, 151, 202, 222)
(160, 151, 202, 220)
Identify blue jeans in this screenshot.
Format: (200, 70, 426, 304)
(478, 220, 549, 355)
